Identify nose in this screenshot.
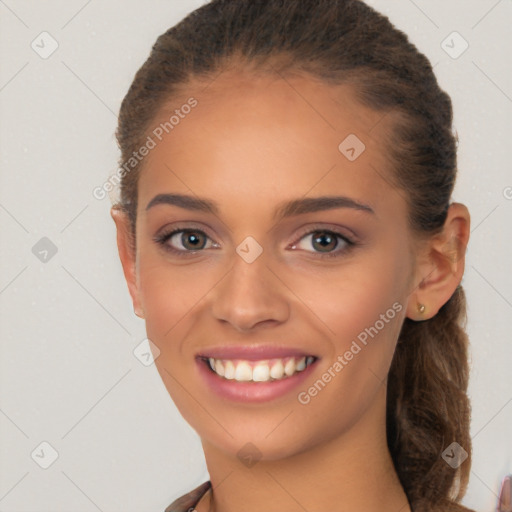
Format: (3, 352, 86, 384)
(210, 251, 290, 332)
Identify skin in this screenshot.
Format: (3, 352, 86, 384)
(112, 68, 470, 512)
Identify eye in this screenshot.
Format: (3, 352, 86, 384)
(290, 228, 355, 258)
(154, 225, 356, 259)
(154, 227, 218, 256)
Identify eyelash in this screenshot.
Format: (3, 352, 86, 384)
(153, 224, 356, 259)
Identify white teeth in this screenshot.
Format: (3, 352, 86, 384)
(252, 363, 270, 382)
(284, 358, 296, 376)
(206, 355, 315, 382)
(234, 361, 252, 381)
(214, 359, 225, 377)
(224, 360, 236, 379)
(269, 360, 284, 379)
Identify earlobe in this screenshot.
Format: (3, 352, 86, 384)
(406, 202, 470, 321)
(110, 206, 144, 319)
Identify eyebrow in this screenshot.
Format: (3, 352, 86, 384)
(145, 193, 375, 220)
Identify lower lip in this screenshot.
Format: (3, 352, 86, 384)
(195, 357, 318, 403)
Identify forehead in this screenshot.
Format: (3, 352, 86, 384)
(138, 69, 401, 217)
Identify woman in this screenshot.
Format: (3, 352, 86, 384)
(111, 1, 475, 511)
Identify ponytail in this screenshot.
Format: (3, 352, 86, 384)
(388, 285, 473, 512)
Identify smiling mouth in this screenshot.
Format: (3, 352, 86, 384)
(199, 355, 318, 383)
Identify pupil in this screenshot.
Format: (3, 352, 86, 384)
(313, 231, 336, 252)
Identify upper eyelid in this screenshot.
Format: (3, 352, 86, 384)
(292, 223, 356, 243)
(155, 224, 217, 243)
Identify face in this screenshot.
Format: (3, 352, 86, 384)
(122, 69, 419, 460)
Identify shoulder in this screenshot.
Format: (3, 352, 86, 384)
(164, 481, 212, 512)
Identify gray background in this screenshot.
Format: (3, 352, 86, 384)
(0, 1, 511, 511)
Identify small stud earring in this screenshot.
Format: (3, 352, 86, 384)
(417, 303, 426, 314)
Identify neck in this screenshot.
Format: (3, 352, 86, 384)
(197, 385, 411, 512)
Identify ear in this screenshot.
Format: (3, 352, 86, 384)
(406, 202, 470, 321)
(110, 206, 144, 319)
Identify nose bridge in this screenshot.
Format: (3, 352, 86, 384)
(210, 246, 289, 330)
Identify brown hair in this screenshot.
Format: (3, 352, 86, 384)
(115, 1, 474, 511)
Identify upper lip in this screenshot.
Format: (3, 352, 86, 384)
(196, 345, 318, 361)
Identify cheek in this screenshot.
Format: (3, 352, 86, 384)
(136, 257, 214, 419)
(290, 266, 406, 434)
(137, 257, 211, 351)
(287, 252, 409, 396)
(291, 256, 407, 345)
